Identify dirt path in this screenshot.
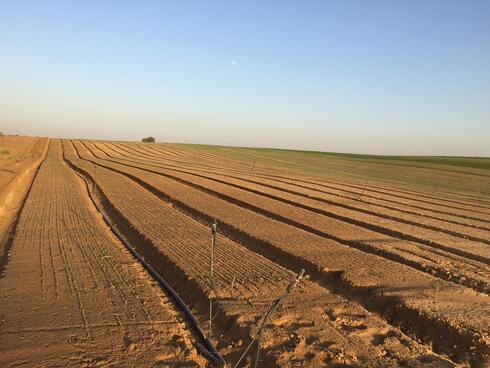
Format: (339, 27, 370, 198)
(0, 140, 203, 367)
(0, 138, 49, 265)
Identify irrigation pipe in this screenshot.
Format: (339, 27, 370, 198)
(69, 162, 225, 366)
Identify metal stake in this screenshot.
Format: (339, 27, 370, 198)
(209, 219, 218, 339)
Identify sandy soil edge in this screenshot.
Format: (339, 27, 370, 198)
(0, 138, 50, 262)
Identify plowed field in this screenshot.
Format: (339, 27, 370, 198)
(1, 138, 488, 367)
(0, 141, 203, 367)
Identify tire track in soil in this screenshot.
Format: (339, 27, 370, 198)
(72, 140, 490, 366)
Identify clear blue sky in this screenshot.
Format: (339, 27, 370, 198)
(1, 0, 489, 155)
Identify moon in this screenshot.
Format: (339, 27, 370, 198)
(231, 60, 237, 66)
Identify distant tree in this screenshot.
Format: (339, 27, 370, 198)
(142, 136, 155, 143)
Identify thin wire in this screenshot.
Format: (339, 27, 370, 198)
(233, 269, 305, 368)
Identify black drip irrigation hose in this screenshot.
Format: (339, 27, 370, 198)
(71, 166, 225, 366)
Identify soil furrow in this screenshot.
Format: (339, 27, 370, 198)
(63, 140, 456, 367)
(88, 141, 488, 284)
(111, 140, 490, 226)
(161, 142, 490, 215)
(185, 145, 490, 200)
(0, 140, 203, 367)
(110, 142, 490, 245)
(73, 140, 490, 365)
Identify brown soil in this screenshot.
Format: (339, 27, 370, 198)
(88, 141, 490, 293)
(0, 136, 49, 266)
(82, 140, 489, 366)
(0, 141, 204, 367)
(1, 136, 488, 367)
(65, 140, 456, 367)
